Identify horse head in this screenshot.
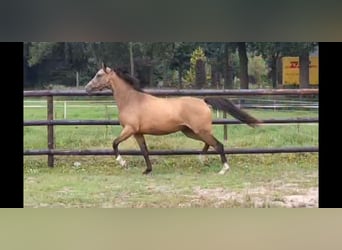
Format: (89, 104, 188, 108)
(85, 63, 113, 93)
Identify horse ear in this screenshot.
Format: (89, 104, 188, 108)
(102, 62, 107, 73)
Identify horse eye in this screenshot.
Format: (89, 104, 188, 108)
(96, 74, 102, 78)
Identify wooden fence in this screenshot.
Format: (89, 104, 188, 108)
(24, 88, 319, 167)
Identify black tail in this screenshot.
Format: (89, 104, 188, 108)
(204, 97, 261, 128)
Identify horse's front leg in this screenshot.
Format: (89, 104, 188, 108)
(112, 126, 135, 167)
(133, 134, 152, 175)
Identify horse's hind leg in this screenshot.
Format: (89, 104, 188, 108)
(134, 134, 152, 175)
(182, 127, 208, 163)
(112, 125, 135, 167)
(199, 143, 209, 163)
(198, 132, 230, 175)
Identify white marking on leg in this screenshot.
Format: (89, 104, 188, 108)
(218, 162, 230, 175)
(116, 154, 127, 167)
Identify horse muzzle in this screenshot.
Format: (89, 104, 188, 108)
(85, 83, 93, 94)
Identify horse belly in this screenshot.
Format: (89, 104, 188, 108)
(140, 114, 184, 135)
(136, 97, 211, 135)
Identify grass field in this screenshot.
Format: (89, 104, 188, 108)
(24, 97, 318, 208)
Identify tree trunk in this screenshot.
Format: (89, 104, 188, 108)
(64, 42, 69, 64)
(149, 65, 153, 87)
(299, 51, 310, 88)
(276, 56, 282, 87)
(162, 60, 168, 86)
(149, 45, 154, 86)
(24, 43, 30, 87)
(129, 42, 134, 75)
(178, 64, 183, 89)
(238, 42, 249, 89)
(270, 55, 277, 88)
(195, 59, 206, 89)
(76, 71, 79, 87)
(211, 63, 220, 89)
(224, 43, 233, 89)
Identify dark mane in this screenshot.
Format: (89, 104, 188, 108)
(113, 67, 144, 92)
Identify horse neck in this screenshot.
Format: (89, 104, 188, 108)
(110, 76, 139, 110)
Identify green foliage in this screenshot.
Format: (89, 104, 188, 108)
(248, 55, 268, 85)
(27, 42, 58, 67)
(184, 47, 207, 85)
(169, 42, 194, 70)
(24, 42, 318, 89)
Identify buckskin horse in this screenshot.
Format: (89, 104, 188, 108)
(85, 64, 261, 175)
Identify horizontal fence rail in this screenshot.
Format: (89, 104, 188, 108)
(24, 147, 319, 156)
(24, 118, 318, 126)
(23, 88, 319, 167)
(24, 89, 319, 97)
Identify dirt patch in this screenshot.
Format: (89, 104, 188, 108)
(282, 188, 317, 208)
(187, 185, 318, 208)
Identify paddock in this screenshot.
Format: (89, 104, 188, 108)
(24, 88, 318, 208)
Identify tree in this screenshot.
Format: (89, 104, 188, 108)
(299, 50, 310, 88)
(298, 43, 317, 88)
(170, 42, 194, 88)
(196, 42, 222, 88)
(129, 42, 134, 75)
(238, 42, 249, 89)
(184, 47, 207, 87)
(24, 42, 131, 88)
(282, 42, 317, 88)
(132, 42, 175, 87)
(223, 43, 235, 89)
(198, 42, 237, 89)
(26, 42, 59, 67)
(248, 55, 267, 86)
(195, 59, 206, 88)
(251, 42, 318, 88)
(251, 42, 283, 88)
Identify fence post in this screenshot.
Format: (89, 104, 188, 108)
(64, 101, 67, 119)
(223, 112, 228, 141)
(47, 95, 55, 167)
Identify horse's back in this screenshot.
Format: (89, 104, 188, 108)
(177, 96, 210, 113)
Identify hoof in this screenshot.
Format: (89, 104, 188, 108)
(218, 163, 230, 175)
(120, 160, 127, 168)
(142, 169, 152, 175)
(218, 169, 229, 175)
(116, 155, 127, 168)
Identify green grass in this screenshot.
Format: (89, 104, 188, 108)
(24, 154, 318, 208)
(24, 98, 318, 208)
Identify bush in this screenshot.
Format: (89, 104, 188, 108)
(248, 55, 267, 85)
